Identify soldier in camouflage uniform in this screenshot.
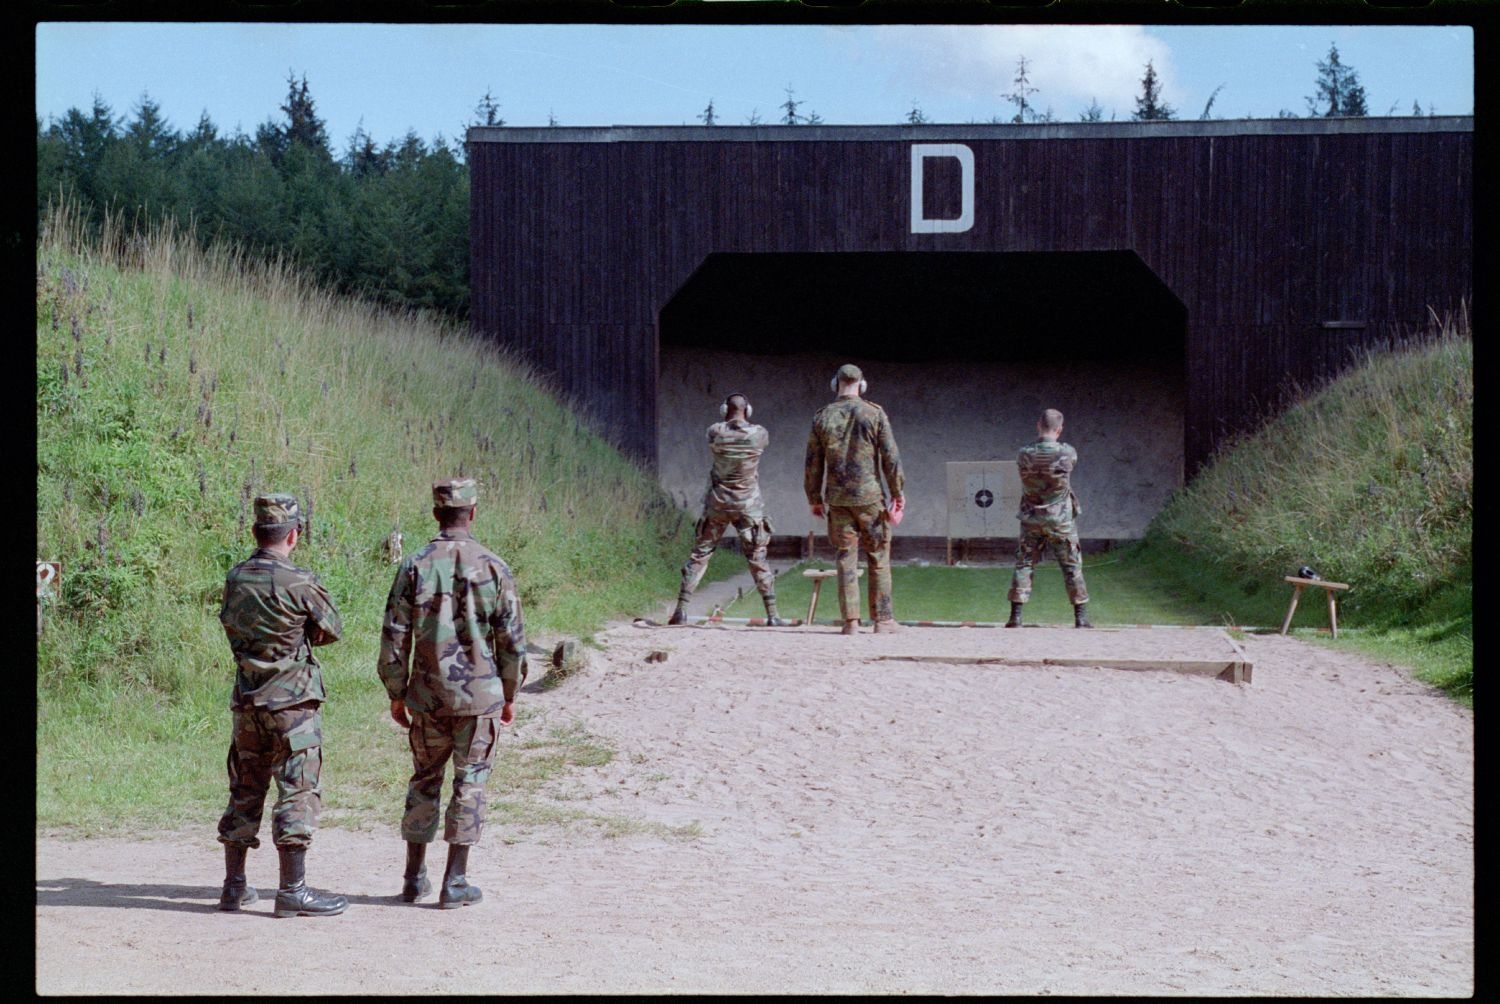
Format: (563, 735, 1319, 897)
(1007, 409, 1092, 629)
(668, 393, 787, 627)
(804, 364, 906, 634)
(217, 493, 348, 918)
(378, 478, 529, 909)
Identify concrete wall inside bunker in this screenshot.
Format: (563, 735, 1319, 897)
(657, 346, 1184, 541)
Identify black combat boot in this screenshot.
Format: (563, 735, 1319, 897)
(217, 844, 259, 912)
(667, 602, 688, 626)
(439, 843, 483, 909)
(401, 841, 432, 903)
(273, 846, 348, 918)
(1074, 603, 1093, 629)
(1005, 602, 1024, 628)
(761, 594, 788, 627)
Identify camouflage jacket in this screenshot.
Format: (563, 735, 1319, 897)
(1016, 439, 1082, 525)
(378, 528, 528, 717)
(804, 397, 904, 507)
(220, 548, 343, 711)
(702, 419, 769, 516)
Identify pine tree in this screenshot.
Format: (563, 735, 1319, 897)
(906, 100, 928, 125)
(280, 73, 331, 156)
(1306, 43, 1367, 118)
(344, 122, 388, 178)
(1080, 98, 1104, 123)
(1133, 60, 1176, 121)
(1006, 55, 1038, 124)
(698, 99, 717, 126)
(124, 93, 174, 158)
(780, 86, 802, 125)
(473, 89, 505, 127)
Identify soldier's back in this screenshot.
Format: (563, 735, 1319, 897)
(706, 419, 768, 513)
(221, 552, 331, 709)
(1016, 440, 1078, 519)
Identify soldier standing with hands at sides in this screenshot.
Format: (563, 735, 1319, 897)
(1007, 408, 1092, 628)
(217, 493, 348, 918)
(804, 364, 906, 635)
(668, 392, 787, 627)
(379, 478, 529, 909)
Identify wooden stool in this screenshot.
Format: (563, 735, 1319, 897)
(1280, 575, 1351, 638)
(804, 567, 863, 624)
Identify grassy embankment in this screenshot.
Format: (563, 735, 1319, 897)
(1136, 314, 1472, 704)
(729, 319, 1471, 705)
(35, 205, 721, 837)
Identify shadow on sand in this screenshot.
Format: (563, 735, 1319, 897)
(36, 877, 431, 916)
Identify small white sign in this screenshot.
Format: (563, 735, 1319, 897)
(946, 462, 1020, 539)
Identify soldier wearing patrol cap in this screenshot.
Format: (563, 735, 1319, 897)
(217, 493, 348, 918)
(804, 364, 906, 634)
(378, 477, 529, 909)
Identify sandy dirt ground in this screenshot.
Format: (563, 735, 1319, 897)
(36, 622, 1472, 996)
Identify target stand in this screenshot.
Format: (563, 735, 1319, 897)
(945, 462, 1022, 564)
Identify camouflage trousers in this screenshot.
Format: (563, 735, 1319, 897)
(678, 508, 776, 605)
(1008, 520, 1089, 605)
(827, 502, 893, 623)
(218, 701, 323, 850)
(402, 712, 502, 845)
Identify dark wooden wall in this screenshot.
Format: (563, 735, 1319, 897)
(469, 120, 1472, 472)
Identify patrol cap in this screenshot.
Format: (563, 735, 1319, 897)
(253, 493, 303, 529)
(432, 477, 479, 509)
(834, 363, 864, 384)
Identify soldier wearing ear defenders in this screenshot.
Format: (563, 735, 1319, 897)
(804, 364, 905, 634)
(669, 393, 787, 626)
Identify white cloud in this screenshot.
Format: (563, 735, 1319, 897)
(869, 26, 1179, 119)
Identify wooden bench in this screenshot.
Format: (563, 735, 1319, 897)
(803, 567, 862, 624)
(1280, 575, 1351, 638)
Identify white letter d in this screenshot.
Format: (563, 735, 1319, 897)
(910, 143, 975, 234)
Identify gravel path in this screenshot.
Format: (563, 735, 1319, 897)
(36, 623, 1472, 995)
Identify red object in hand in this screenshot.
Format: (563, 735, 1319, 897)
(810, 503, 825, 520)
(500, 701, 515, 725)
(887, 496, 905, 527)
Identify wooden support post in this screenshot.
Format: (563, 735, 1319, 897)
(1327, 588, 1339, 639)
(1280, 584, 1303, 635)
(803, 568, 861, 625)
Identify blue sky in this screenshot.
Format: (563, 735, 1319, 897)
(35, 23, 1473, 148)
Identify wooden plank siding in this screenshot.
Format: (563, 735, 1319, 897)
(468, 120, 1472, 471)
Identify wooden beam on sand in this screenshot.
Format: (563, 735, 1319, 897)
(873, 654, 1253, 685)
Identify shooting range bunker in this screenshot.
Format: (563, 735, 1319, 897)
(873, 625, 1252, 685)
(469, 119, 1470, 544)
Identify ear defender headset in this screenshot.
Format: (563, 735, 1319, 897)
(720, 394, 753, 420)
(830, 373, 869, 394)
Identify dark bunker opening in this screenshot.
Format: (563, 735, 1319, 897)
(656, 250, 1187, 542)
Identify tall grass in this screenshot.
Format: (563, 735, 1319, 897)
(36, 202, 699, 832)
(1136, 309, 1472, 701)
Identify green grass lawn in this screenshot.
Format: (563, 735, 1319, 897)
(726, 549, 1227, 626)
